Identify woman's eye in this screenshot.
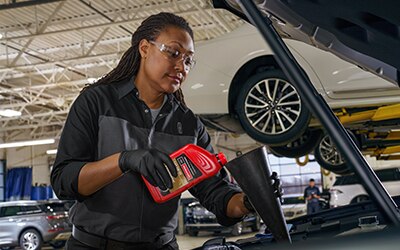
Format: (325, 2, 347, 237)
(169, 49, 180, 59)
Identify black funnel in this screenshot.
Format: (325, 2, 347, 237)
(226, 146, 291, 243)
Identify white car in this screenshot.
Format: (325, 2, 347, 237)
(330, 167, 400, 207)
(281, 194, 307, 220)
(183, 23, 400, 169)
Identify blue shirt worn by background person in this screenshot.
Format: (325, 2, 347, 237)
(304, 186, 320, 203)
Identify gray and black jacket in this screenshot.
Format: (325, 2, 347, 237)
(51, 77, 241, 246)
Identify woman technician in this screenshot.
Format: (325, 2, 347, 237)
(51, 12, 252, 250)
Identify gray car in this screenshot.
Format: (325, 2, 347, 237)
(0, 200, 72, 250)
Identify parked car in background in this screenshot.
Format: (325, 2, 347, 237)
(0, 200, 72, 250)
(185, 201, 260, 236)
(330, 167, 400, 207)
(281, 194, 307, 220)
(183, 23, 400, 173)
(281, 194, 329, 220)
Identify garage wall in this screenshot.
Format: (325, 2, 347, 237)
(5, 144, 56, 185)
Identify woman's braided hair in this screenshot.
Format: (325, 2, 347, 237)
(82, 12, 193, 105)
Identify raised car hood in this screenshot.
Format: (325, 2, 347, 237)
(213, 0, 400, 86)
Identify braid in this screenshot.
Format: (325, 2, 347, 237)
(82, 12, 193, 107)
(173, 88, 186, 106)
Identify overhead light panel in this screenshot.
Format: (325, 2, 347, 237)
(87, 77, 98, 83)
(0, 139, 55, 149)
(46, 149, 58, 155)
(0, 109, 22, 117)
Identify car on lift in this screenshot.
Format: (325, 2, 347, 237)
(0, 200, 72, 250)
(185, 201, 261, 236)
(183, 22, 400, 173)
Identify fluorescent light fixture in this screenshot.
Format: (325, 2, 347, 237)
(46, 149, 58, 155)
(87, 77, 98, 83)
(0, 33, 3, 39)
(191, 83, 204, 90)
(0, 139, 55, 149)
(0, 109, 22, 117)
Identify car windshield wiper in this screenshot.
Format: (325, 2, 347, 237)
(235, 0, 400, 226)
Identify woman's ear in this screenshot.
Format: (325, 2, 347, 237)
(138, 39, 150, 59)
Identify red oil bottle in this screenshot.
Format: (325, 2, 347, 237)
(143, 144, 227, 203)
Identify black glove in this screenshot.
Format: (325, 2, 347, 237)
(271, 171, 284, 203)
(118, 149, 177, 190)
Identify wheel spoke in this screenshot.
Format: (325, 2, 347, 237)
(277, 100, 300, 106)
(276, 110, 295, 125)
(279, 91, 297, 102)
(261, 112, 272, 132)
(272, 79, 279, 101)
(245, 103, 267, 109)
(249, 93, 268, 105)
(275, 112, 286, 132)
(265, 80, 273, 100)
(251, 110, 270, 127)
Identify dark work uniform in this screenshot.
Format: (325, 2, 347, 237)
(304, 186, 321, 215)
(51, 77, 241, 249)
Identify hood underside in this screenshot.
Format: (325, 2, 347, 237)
(213, 0, 400, 86)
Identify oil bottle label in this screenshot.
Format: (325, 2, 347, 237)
(159, 154, 202, 196)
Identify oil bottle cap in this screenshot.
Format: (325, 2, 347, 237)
(216, 152, 227, 166)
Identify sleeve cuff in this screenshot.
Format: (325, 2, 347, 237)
(63, 161, 91, 202)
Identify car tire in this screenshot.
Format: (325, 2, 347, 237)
(19, 229, 42, 250)
(351, 195, 370, 204)
(231, 222, 243, 236)
(187, 230, 199, 237)
(269, 129, 322, 158)
(49, 240, 66, 249)
(314, 131, 359, 174)
(236, 70, 311, 146)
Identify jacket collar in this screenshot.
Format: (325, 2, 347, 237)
(115, 75, 188, 113)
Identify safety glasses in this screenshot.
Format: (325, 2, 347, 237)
(149, 40, 196, 70)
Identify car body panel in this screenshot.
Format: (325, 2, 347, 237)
(183, 23, 400, 116)
(330, 168, 400, 207)
(216, 0, 400, 85)
(0, 200, 71, 248)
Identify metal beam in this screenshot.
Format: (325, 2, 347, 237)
(1, 7, 214, 41)
(10, 1, 66, 66)
(0, 0, 63, 11)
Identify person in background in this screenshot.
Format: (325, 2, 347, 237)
(304, 178, 321, 215)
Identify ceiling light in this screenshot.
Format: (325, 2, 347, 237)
(191, 83, 204, 90)
(87, 77, 98, 83)
(46, 149, 58, 155)
(0, 139, 55, 149)
(0, 33, 3, 39)
(0, 109, 22, 117)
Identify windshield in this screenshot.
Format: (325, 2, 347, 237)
(40, 201, 72, 213)
(283, 197, 305, 205)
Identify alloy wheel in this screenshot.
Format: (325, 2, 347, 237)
(318, 135, 345, 166)
(21, 231, 39, 250)
(244, 78, 302, 135)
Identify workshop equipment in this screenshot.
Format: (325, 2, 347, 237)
(144, 144, 227, 203)
(226, 146, 291, 243)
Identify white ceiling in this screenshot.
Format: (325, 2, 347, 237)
(0, 0, 244, 142)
